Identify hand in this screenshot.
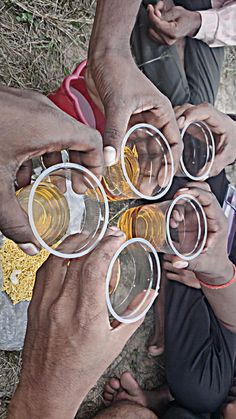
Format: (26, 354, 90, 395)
(8, 228, 144, 419)
(0, 87, 103, 252)
(175, 103, 236, 177)
(169, 182, 234, 286)
(86, 51, 182, 169)
(163, 254, 201, 289)
(147, 2, 201, 45)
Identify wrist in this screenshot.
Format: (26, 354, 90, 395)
(88, 0, 141, 60)
(8, 371, 89, 419)
(197, 262, 235, 286)
(189, 11, 201, 37)
(88, 45, 132, 68)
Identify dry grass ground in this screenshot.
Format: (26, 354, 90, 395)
(0, 1, 235, 418)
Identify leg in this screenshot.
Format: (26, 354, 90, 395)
(103, 371, 173, 416)
(176, 0, 224, 104)
(93, 400, 158, 419)
(131, 4, 190, 107)
(174, 0, 212, 10)
(165, 281, 236, 414)
(162, 402, 210, 419)
(184, 38, 224, 106)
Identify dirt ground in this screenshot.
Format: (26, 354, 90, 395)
(0, 1, 236, 418)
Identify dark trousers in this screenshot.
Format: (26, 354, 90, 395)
(164, 282, 236, 418)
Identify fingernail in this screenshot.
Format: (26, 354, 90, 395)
(18, 243, 40, 256)
(104, 146, 117, 167)
(178, 188, 189, 192)
(173, 261, 188, 269)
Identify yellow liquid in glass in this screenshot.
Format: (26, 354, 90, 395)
(118, 205, 166, 249)
(17, 182, 70, 246)
(103, 146, 140, 200)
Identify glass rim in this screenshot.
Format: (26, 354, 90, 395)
(121, 123, 174, 200)
(28, 162, 109, 259)
(105, 237, 161, 324)
(166, 193, 207, 261)
(180, 120, 215, 181)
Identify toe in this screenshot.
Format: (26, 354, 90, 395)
(109, 378, 121, 391)
(103, 391, 114, 402)
(120, 371, 141, 397)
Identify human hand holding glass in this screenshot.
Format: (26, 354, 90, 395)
(8, 229, 146, 419)
(0, 87, 104, 256)
(175, 103, 236, 177)
(118, 190, 207, 261)
(16, 163, 109, 258)
(103, 123, 174, 201)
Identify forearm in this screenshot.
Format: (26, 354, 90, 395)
(200, 263, 236, 334)
(8, 375, 91, 419)
(89, 0, 141, 56)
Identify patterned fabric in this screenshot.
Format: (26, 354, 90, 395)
(194, 1, 236, 46)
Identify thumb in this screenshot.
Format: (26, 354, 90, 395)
(103, 105, 130, 166)
(209, 153, 229, 177)
(0, 176, 39, 255)
(153, 1, 164, 16)
(112, 316, 145, 340)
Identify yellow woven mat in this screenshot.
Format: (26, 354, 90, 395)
(0, 239, 49, 304)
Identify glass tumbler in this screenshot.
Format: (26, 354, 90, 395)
(16, 163, 109, 258)
(103, 123, 174, 201)
(178, 121, 215, 180)
(118, 194, 207, 261)
(106, 238, 161, 324)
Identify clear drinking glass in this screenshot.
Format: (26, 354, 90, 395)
(16, 163, 109, 258)
(106, 238, 161, 324)
(103, 123, 174, 201)
(118, 194, 207, 261)
(177, 121, 215, 180)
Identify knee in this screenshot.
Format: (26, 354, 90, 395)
(167, 368, 230, 413)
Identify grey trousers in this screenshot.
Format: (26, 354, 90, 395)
(132, 1, 225, 107)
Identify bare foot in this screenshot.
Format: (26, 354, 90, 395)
(147, 272, 167, 356)
(103, 371, 173, 416)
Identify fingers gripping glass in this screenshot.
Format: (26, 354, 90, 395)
(106, 238, 161, 324)
(17, 163, 109, 258)
(103, 123, 174, 201)
(118, 194, 207, 261)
